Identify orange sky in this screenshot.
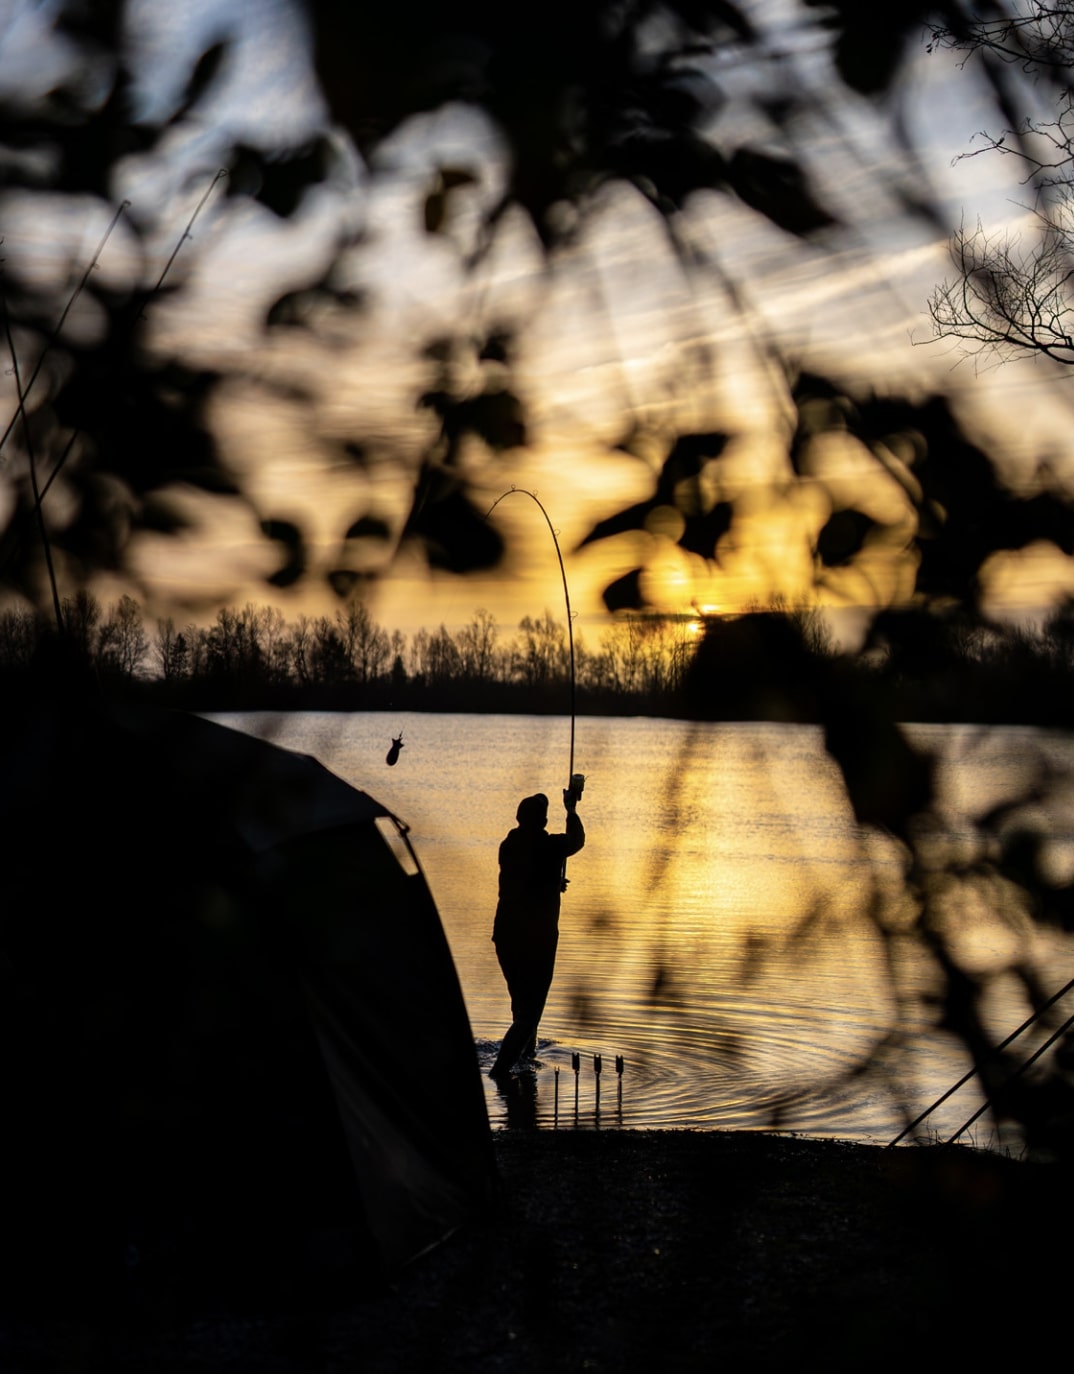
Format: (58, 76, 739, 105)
(6, 3, 1074, 640)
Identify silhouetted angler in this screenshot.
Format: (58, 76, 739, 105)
(386, 732, 404, 766)
(489, 789, 584, 1078)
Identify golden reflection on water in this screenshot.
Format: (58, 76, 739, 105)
(215, 711, 1074, 1142)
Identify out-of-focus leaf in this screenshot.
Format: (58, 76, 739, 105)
(308, 1, 746, 240)
(822, 691, 934, 837)
(816, 508, 877, 567)
(403, 476, 504, 572)
(140, 496, 191, 536)
(479, 332, 512, 364)
(670, 0, 756, 42)
(424, 190, 448, 234)
(171, 41, 228, 124)
(228, 137, 337, 218)
(261, 519, 306, 588)
(426, 167, 479, 229)
(803, 0, 936, 95)
(727, 148, 837, 236)
(581, 430, 728, 547)
(420, 388, 527, 453)
(327, 568, 374, 598)
(613, 129, 728, 209)
(345, 515, 391, 541)
(790, 381, 1074, 602)
(680, 501, 733, 558)
(56, 356, 227, 497)
(581, 502, 653, 546)
(475, 390, 525, 448)
(603, 568, 644, 611)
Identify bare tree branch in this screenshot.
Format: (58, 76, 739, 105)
(930, 207, 1074, 364)
(928, 2, 1074, 365)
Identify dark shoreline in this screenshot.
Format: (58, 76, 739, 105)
(4, 1128, 1068, 1371)
(101, 680, 1074, 728)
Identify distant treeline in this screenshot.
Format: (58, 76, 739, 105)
(685, 601, 1074, 728)
(4, 591, 1074, 725)
(0, 593, 697, 715)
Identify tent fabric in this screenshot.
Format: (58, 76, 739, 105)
(0, 698, 495, 1309)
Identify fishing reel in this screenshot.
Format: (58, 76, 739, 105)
(565, 772, 585, 807)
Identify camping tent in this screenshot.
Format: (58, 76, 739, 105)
(0, 696, 495, 1312)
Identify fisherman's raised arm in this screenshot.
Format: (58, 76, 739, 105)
(562, 789, 585, 855)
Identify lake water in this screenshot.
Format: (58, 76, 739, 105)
(208, 711, 1074, 1145)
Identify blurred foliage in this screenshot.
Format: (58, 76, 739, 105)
(4, 0, 1074, 1156)
(5, 0, 1069, 619)
(311, 0, 760, 235)
(0, 0, 976, 608)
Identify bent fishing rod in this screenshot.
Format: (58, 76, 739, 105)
(486, 487, 585, 887)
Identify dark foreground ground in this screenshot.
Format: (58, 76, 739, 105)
(4, 1129, 1071, 1372)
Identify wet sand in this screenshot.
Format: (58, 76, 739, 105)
(3, 1129, 1068, 1371)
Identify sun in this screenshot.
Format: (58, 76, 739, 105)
(688, 603, 723, 628)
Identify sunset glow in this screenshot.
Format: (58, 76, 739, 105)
(3, 1, 1074, 639)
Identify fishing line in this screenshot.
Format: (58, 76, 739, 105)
(888, 971, 1074, 1146)
(140, 167, 227, 317)
(0, 283, 63, 630)
(0, 198, 131, 463)
(0, 169, 228, 582)
(485, 486, 577, 783)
